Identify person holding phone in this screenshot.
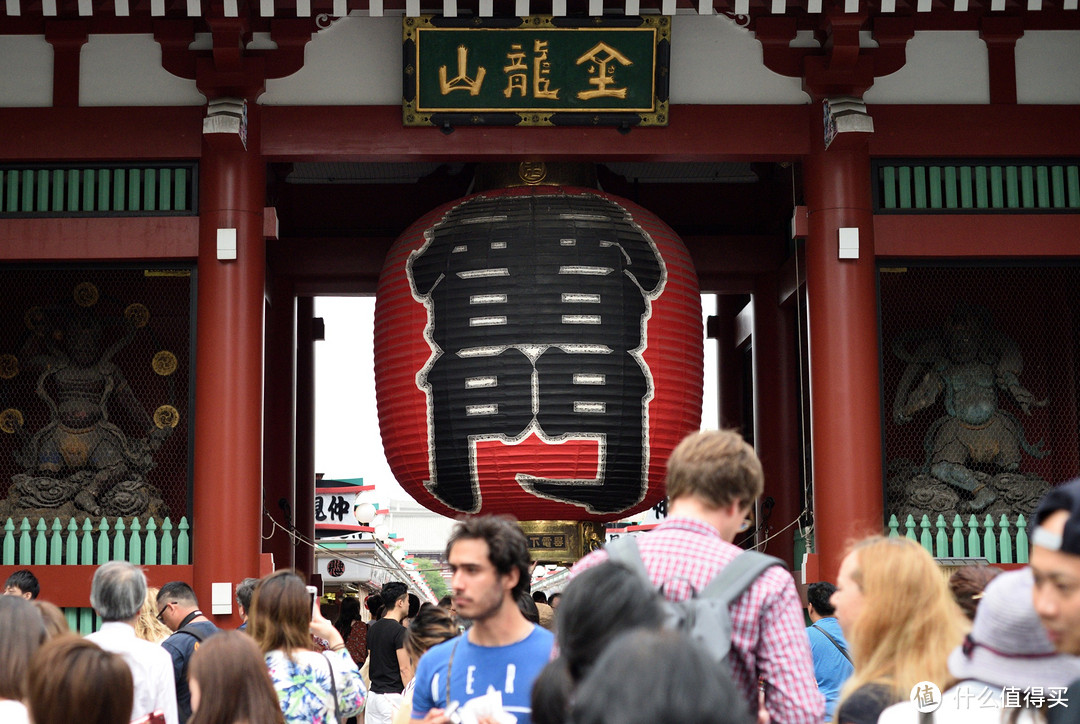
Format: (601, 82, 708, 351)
(250, 571, 365, 724)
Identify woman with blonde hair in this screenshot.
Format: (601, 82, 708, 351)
(135, 586, 172, 643)
(831, 535, 967, 724)
(249, 570, 366, 724)
(189, 630, 286, 724)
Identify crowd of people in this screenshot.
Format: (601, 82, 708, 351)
(4, 428, 1080, 724)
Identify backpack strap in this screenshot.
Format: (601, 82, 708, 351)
(176, 625, 207, 643)
(604, 535, 653, 585)
(810, 623, 853, 664)
(607, 535, 782, 607)
(698, 550, 784, 607)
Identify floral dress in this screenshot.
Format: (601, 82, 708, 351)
(266, 647, 366, 724)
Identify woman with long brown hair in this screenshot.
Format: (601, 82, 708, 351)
(189, 630, 286, 724)
(831, 536, 967, 724)
(26, 635, 133, 724)
(249, 570, 366, 724)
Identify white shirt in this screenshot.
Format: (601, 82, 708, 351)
(87, 621, 179, 724)
(0, 699, 30, 724)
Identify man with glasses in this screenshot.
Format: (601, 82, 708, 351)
(157, 581, 219, 723)
(571, 429, 823, 724)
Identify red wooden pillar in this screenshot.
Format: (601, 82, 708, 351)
(714, 295, 746, 432)
(804, 111, 883, 582)
(752, 274, 801, 568)
(263, 276, 297, 571)
(294, 296, 316, 581)
(192, 103, 265, 625)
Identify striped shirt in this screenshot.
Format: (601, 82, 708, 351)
(571, 516, 824, 724)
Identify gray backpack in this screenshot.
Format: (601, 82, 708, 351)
(605, 535, 784, 665)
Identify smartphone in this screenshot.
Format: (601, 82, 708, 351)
(306, 585, 318, 619)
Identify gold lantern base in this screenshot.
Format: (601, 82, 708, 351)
(519, 520, 605, 565)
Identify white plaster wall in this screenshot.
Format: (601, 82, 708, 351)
(865, 31, 989, 104)
(1016, 31, 1080, 104)
(262, 13, 812, 106)
(0, 35, 53, 107)
(262, 16, 403, 105)
(80, 34, 204, 106)
(4, 22, 1077, 109)
(669, 14, 809, 104)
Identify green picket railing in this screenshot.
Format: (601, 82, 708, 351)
(887, 513, 1029, 565)
(877, 160, 1080, 213)
(0, 163, 197, 216)
(1, 515, 190, 633)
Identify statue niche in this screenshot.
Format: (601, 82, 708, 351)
(0, 289, 176, 522)
(889, 303, 1050, 522)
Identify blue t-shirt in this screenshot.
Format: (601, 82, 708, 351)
(412, 625, 554, 724)
(807, 617, 855, 721)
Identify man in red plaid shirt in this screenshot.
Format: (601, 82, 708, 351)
(571, 429, 824, 724)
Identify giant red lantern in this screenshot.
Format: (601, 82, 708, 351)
(374, 184, 702, 522)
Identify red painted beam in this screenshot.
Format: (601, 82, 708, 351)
(6, 104, 1077, 165)
(868, 105, 1080, 158)
(0, 565, 194, 608)
(0, 217, 199, 259)
(0, 107, 202, 161)
(260, 104, 812, 162)
(874, 214, 1080, 258)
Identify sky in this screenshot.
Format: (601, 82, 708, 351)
(313, 295, 719, 510)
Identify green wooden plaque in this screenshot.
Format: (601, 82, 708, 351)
(403, 15, 670, 129)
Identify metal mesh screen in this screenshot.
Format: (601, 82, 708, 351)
(879, 264, 1080, 533)
(0, 265, 193, 528)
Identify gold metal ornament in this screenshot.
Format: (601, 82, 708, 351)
(154, 405, 180, 429)
(73, 282, 99, 307)
(152, 351, 178, 376)
(519, 520, 606, 564)
(519, 162, 548, 185)
(0, 408, 24, 434)
(0, 354, 18, 379)
(473, 162, 598, 191)
(124, 303, 151, 329)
